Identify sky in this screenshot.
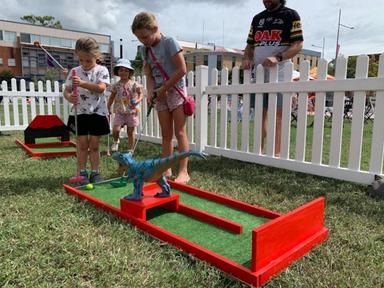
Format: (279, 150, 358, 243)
(0, 0, 383, 61)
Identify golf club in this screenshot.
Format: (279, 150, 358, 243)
(131, 92, 157, 155)
(33, 40, 66, 71)
(68, 69, 85, 184)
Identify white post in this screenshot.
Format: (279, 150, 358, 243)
(195, 65, 208, 152)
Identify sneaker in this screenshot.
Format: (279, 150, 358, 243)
(111, 140, 119, 152)
(79, 170, 90, 185)
(90, 171, 103, 183)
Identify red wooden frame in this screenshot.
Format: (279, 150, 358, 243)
(63, 180, 328, 287)
(16, 139, 76, 158)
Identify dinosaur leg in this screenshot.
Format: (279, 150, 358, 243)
(124, 178, 143, 200)
(155, 176, 171, 198)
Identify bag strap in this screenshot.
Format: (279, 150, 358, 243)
(147, 47, 186, 100)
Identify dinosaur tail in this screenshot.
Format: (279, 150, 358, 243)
(155, 150, 206, 167)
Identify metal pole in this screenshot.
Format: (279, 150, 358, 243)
(322, 37, 325, 59)
(335, 8, 341, 62)
(120, 38, 123, 59)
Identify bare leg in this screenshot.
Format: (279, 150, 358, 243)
(112, 125, 121, 142)
(262, 108, 268, 154)
(158, 110, 174, 177)
(127, 127, 135, 151)
(77, 135, 89, 171)
(275, 108, 282, 157)
(89, 135, 101, 171)
(173, 106, 190, 183)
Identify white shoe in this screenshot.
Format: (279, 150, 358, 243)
(111, 141, 119, 152)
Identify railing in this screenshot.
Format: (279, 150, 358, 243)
(1, 54, 383, 185)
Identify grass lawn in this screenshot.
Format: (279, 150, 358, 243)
(1, 131, 383, 287)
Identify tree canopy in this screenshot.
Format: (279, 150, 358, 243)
(20, 15, 62, 29)
(328, 55, 379, 78)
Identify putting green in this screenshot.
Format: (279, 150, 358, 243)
(32, 146, 76, 152)
(35, 137, 63, 143)
(79, 180, 269, 267)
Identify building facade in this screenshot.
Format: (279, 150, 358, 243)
(181, 40, 321, 84)
(182, 40, 321, 72)
(0, 19, 113, 82)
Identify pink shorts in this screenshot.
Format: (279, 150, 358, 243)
(155, 87, 185, 112)
(113, 112, 139, 127)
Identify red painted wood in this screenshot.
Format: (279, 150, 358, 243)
(28, 141, 75, 148)
(120, 193, 179, 221)
(63, 183, 328, 288)
(28, 115, 65, 129)
(169, 180, 281, 219)
(178, 203, 243, 234)
(251, 197, 327, 272)
(63, 184, 260, 287)
(15, 139, 76, 158)
(258, 228, 329, 286)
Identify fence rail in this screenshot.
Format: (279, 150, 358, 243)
(1, 54, 384, 185)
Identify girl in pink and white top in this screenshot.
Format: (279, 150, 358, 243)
(107, 59, 143, 152)
(131, 11, 190, 184)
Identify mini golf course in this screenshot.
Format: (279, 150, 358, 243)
(64, 179, 328, 287)
(16, 137, 76, 157)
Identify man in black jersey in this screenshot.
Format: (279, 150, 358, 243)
(244, 0, 303, 156)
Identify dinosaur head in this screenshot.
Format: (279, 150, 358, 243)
(112, 151, 135, 166)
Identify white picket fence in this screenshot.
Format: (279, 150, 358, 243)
(1, 54, 384, 185)
(0, 79, 71, 131)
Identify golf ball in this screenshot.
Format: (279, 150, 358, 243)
(85, 183, 94, 190)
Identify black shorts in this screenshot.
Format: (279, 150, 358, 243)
(67, 114, 110, 136)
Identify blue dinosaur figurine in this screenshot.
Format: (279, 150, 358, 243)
(112, 150, 206, 200)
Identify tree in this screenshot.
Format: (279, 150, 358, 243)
(44, 69, 59, 83)
(0, 70, 14, 85)
(329, 55, 378, 78)
(347, 56, 357, 78)
(0, 70, 14, 103)
(20, 15, 62, 29)
(131, 50, 143, 76)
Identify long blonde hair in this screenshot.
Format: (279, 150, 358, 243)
(131, 12, 158, 33)
(75, 37, 103, 61)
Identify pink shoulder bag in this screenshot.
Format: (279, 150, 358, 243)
(147, 48, 195, 116)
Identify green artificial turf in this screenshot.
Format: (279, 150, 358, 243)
(29, 137, 76, 153)
(32, 146, 76, 153)
(35, 137, 63, 143)
(79, 180, 269, 267)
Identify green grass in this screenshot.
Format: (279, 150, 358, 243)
(1, 131, 384, 287)
(213, 113, 379, 170)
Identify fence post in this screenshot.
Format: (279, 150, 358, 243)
(195, 65, 208, 152)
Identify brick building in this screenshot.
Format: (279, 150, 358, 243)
(0, 19, 113, 81)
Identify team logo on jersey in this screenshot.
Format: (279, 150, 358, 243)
(258, 18, 265, 27)
(292, 20, 302, 30)
(254, 30, 282, 42)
